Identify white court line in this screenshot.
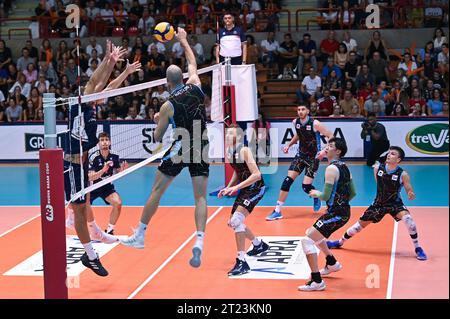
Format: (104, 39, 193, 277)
(386, 221, 399, 299)
(127, 206, 224, 299)
(0, 214, 40, 238)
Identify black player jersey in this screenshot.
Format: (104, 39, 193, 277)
(227, 144, 264, 190)
(64, 103, 98, 155)
(168, 83, 207, 143)
(374, 164, 404, 205)
(326, 160, 351, 208)
(89, 151, 120, 184)
(294, 116, 321, 158)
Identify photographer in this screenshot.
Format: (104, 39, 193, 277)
(360, 112, 390, 166)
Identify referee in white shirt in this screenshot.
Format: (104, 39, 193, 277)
(215, 13, 247, 65)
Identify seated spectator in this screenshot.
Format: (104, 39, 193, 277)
(350, 104, 364, 118)
(360, 112, 390, 166)
(151, 85, 170, 103)
(277, 33, 298, 77)
(148, 97, 161, 114)
(309, 102, 319, 117)
(85, 59, 98, 78)
(246, 35, 260, 65)
(368, 51, 390, 85)
(342, 31, 358, 54)
(432, 70, 447, 90)
(191, 35, 205, 65)
(438, 101, 449, 116)
(260, 31, 279, 68)
(339, 90, 359, 116)
(9, 73, 31, 98)
(23, 100, 37, 121)
(329, 104, 344, 117)
(418, 41, 436, 63)
(392, 102, 408, 116)
(334, 43, 349, 70)
(5, 98, 23, 122)
(17, 48, 35, 73)
(125, 104, 144, 120)
(427, 88, 444, 115)
(344, 51, 359, 81)
(343, 78, 357, 97)
(107, 110, 123, 121)
(365, 31, 388, 62)
(23, 63, 38, 85)
(408, 87, 426, 112)
(0, 40, 12, 72)
(355, 63, 376, 90)
(317, 89, 337, 116)
(339, 0, 355, 28)
(170, 40, 185, 70)
(64, 59, 78, 87)
(24, 40, 39, 61)
(39, 62, 58, 85)
(321, 57, 342, 81)
(398, 53, 419, 77)
(364, 91, 386, 116)
(86, 37, 103, 58)
(85, 0, 100, 22)
(145, 106, 156, 123)
(129, 0, 143, 26)
(88, 49, 102, 67)
(409, 102, 427, 117)
(297, 33, 318, 77)
(138, 7, 156, 35)
(147, 46, 166, 80)
(240, 4, 255, 31)
(297, 67, 322, 104)
(421, 52, 437, 81)
(320, 30, 339, 62)
(437, 43, 449, 75)
(424, 0, 445, 27)
(408, 0, 424, 28)
(324, 69, 342, 98)
(320, 1, 339, 29)
(433, 27, 447, 54)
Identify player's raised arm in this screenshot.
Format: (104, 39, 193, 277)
(175, 27, 201, 86)
(104, 61, 142, 92)
(314, 120, 334, 141)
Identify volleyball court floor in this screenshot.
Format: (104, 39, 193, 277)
(0, 163, 448, 299)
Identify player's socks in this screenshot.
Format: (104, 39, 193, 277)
(237, 251, 246, 261)
(274, 201, 284, 213)
(136, 222, 147, 237)
(339, 221, 363, 245)
(401, 214, 420, 248)
(194, 231, 205, 250)
(311, 272, 322, 284)
(325, 254, 337, 266)
(82, 242, 97, 261)
(252, 237, 261, 246)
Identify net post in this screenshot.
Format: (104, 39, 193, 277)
(39, 93, 68, 299)
(223, 57, 237, 189)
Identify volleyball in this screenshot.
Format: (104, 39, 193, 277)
(153, 22, 175, 43)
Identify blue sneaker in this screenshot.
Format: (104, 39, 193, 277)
(266, 210, 283, 221)
(415, 247, 427, 261)
(327, 240, 342, 249)
(313, 198, 321, 212)
(189, 247, 202, 268)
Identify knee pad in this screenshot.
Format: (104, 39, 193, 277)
(402, 214, 417, 234)
(229, 211, 246, 233)
(302, 183, 315, 195)
(281, 176, 294, 192)
(301, 236, 316, 255)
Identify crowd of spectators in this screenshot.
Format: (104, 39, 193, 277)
(255, 28, 448, 117)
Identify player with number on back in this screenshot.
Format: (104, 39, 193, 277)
(327, 146, 427, 261)
(266, 105, 333, 221)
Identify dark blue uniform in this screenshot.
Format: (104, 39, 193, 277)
(313, 160, 352, 238)
(63, 103, 98, 204)
(360, 164, 409, 223)
(158, 83, 209, 177)
(89, 151, 121, 204)
(289, 116, 321, 178)
(228, 145, 265, 215)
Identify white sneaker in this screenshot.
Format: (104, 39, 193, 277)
(320, 262, 343, 276)
(277, 74, 283, 79)
(120, 231, 145, 249)
(90, 228, 119, 244)
(298, 280, 326, 291)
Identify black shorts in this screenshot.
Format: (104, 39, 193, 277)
(289, 155, 319, 178)
(158, 141, 210, 177)
(313, 205, 351, 238)
(90, 183, 116, 205)
(231, 185, 266, 215)
(360, 202, 409, 223)
(64, 161, 89, 204)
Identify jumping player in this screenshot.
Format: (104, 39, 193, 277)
(298, 138, 356, 291)
(88, 132, 129, 235)
(218, 125, 269, 276)
(327, 146, 427, 261)
(266, 105, 333, 221)
(121, 28, 210, 268)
